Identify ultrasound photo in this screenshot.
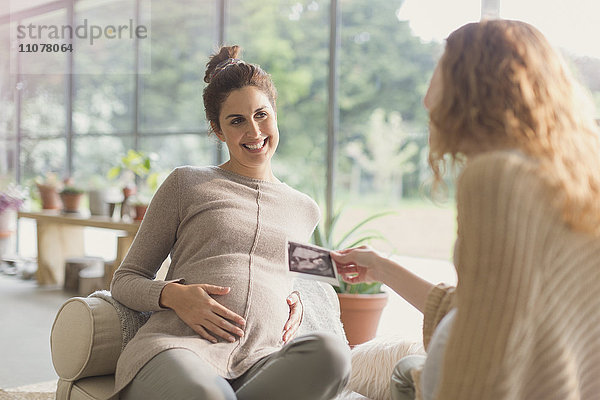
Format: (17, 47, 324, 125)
(287, 241, 340, 286)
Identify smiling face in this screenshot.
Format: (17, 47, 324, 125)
(213, 85, 279, 181)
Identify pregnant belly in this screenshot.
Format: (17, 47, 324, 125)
(177, 259, 292, 341)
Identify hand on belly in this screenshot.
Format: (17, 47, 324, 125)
(160, 282, 246, 343)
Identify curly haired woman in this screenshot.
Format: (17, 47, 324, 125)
(332, 20, 600, 400)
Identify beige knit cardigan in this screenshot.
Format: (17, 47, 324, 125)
(110, 166, 321, 393)
(414, 151, 600, 400)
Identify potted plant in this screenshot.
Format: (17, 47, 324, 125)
(34, 172, 63, 210)
(107, 150, 161, 220)
(128, 193, 152, 221)
(312, 206, 395, 346)
(60, 186, 85, 213)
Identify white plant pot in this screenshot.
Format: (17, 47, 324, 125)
(0, 209, 17, 260)
(88, 189, 109, 216)
(0, 209, 17, 234)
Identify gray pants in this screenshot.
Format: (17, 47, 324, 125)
(121, 332, 351, 400)
(390, 355, 426, 400)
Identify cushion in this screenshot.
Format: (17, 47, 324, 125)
(51, 297, 122, 381)
(71, 376, 118, 400)
(293, 278, 347, 342)
(347, 337, 425, 400)
(57, 376, 118, 400)
(88, 290, 150, 349)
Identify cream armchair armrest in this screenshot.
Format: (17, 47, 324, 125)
(51, 297, 123, 381)
(293, 278, 347, 343)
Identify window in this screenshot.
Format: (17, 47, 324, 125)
(4, 0, 595, 262)
(0, 24, 13, 137)
(72, 0, 136, 135)
(501, 0, 600, 116)
(9, 0, 56, 14)
(0, 24, 15, 179)
(138, 0, 214, 134)
(72, 136, 133, 182)
(335, 0, 477, 259)
(20, 137, 66, 181)
(11, 8, 69, 182)
(18, 9, 68, 139)
(227, 0, 329, 196)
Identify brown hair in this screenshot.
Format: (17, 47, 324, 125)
(203, 45, 277, 133)
(428, 20, 600, 235)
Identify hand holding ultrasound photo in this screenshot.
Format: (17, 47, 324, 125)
(287, 241, 340, 286)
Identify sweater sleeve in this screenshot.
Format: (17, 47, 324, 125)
(111, 168, 182, 312)
(422, 284, 455, 350)
(434, 152, 551, 400)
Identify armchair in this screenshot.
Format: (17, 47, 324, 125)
(50, 280, 354, 400)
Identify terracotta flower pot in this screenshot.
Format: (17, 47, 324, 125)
(338, 292, 389, 347)
(122, 185, 137, 199)
(60, 193, 84, 213)
(134, 204, 148, 221)
(37, 183, 62, 210)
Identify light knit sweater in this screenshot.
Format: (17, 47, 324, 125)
(110, 166, 321, 393)
(413, 151, 600, 400)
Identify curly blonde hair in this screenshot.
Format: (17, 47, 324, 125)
(428, 19, 600, 235)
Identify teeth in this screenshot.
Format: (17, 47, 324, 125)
(244, 138, 266, 150)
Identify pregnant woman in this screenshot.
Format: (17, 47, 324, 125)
(110, 45, 350, 400)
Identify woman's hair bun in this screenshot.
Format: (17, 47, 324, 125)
(204, 45, 242, 84)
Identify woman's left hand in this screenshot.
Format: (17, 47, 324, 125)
(282, 291, 303, 343)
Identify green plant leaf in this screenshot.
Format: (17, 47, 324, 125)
(146, 172, 159, 192)
(335, 210, 395, 249)
(326, 207, 344, 239)
(311, 206, 395, 294)
(107, 166, 121, 180)
(345, 233, 385, 249)
(347, 281, 383, 294)
(311, 224, 326, 247)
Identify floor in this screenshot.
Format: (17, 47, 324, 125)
(0, 270, 70, 389)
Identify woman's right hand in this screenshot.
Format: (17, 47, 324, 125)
(333, 245, 435, 313)
(330, 245, 385, 284)
(159, 282, 246, 344)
